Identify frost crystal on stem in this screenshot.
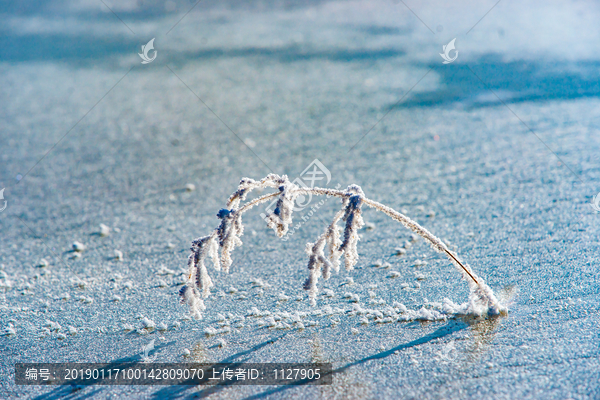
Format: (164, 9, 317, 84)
(263, 177, 299, 237)
(180, 175, 506, 319)
(339, 185, 365, 271)
(179, 235, 216, 319)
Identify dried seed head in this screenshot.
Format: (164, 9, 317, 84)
(264, 177, 299, 237)
(339, 190, 365, 271)
(180, 175, 505, 319)
(178, 285, 205, 319)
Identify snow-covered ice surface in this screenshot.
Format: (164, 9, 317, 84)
(1, 0, 600, 398)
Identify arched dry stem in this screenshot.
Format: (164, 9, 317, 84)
(180, 174, 506, 319)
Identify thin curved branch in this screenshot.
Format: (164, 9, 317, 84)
(360, 197, 479, 285)
(181, 177, 503, 320)
(293, 187, 478, 285)
(235, 192, 280, 214)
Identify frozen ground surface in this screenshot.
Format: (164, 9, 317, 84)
(1, 0, 599, 398)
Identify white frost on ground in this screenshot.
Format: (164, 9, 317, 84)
(0, 0, 599, 399)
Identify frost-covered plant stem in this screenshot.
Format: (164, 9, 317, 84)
(360, 198, 479, 284)
(181, 175, 506, 319)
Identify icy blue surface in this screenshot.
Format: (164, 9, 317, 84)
(0, 1, 599, 399)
